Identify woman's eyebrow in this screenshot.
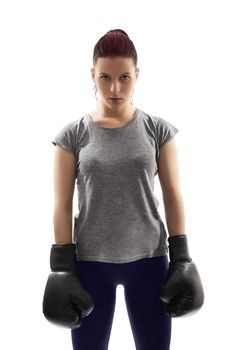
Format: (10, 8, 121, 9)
(99, 72, 132, 75)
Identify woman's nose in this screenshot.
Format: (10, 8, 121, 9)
(110, 81, 121, 93)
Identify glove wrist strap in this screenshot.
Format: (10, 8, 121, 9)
(168, 235, 192, 263)
(50, 243, 77, 272)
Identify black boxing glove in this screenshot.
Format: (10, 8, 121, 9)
(42, 243, 94, 329)
(159, 235, 204, 317)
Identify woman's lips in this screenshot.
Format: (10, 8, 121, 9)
(109, 98, 123, 103)
(109, 98, 123, 101)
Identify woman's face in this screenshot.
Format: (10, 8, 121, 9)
(91, 57, 139, 110)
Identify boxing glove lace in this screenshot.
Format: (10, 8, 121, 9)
(42, 243, 94, 329)
(159, 234, 204, 317)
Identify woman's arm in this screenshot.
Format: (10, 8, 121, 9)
(157, 138, 185, 237)
(158, 137, 205, 318)
(53, 146, 76, 244)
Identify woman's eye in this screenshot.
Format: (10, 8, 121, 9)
(100, 75, 129, 81)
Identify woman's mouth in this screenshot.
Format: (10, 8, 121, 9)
(109, 98, 123, 102)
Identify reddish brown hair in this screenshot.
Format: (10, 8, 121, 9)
(93, 29, 137, 67)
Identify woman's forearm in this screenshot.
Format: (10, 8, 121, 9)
(163, 195, 186, 237)
(53, 208, 73, 244)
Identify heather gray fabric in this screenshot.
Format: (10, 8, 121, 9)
(51, 108, 179, 263)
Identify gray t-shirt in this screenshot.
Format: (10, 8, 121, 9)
(52, 108, 179, 263)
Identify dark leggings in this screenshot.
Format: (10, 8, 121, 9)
(71, 255, 172, 350)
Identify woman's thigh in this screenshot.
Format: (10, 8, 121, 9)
(71, 261, 117, 350)
(123, 255, 172, 350)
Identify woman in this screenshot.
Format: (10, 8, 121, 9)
(43, 29, 204, 350)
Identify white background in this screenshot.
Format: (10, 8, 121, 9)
(0, 0, 232, 349)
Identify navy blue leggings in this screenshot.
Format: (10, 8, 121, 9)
(71, 255, 172, 350)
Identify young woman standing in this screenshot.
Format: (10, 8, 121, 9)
(43, 29, 204, 350)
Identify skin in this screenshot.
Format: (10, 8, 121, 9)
(53, 56, 185, 243)
(89, 57, 139, 127)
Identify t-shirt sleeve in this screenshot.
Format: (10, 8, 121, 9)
(51, 121, 76, 156)
(156, 116, 179, 148)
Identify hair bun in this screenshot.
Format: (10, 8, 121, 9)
(107, 29, 129, 38)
